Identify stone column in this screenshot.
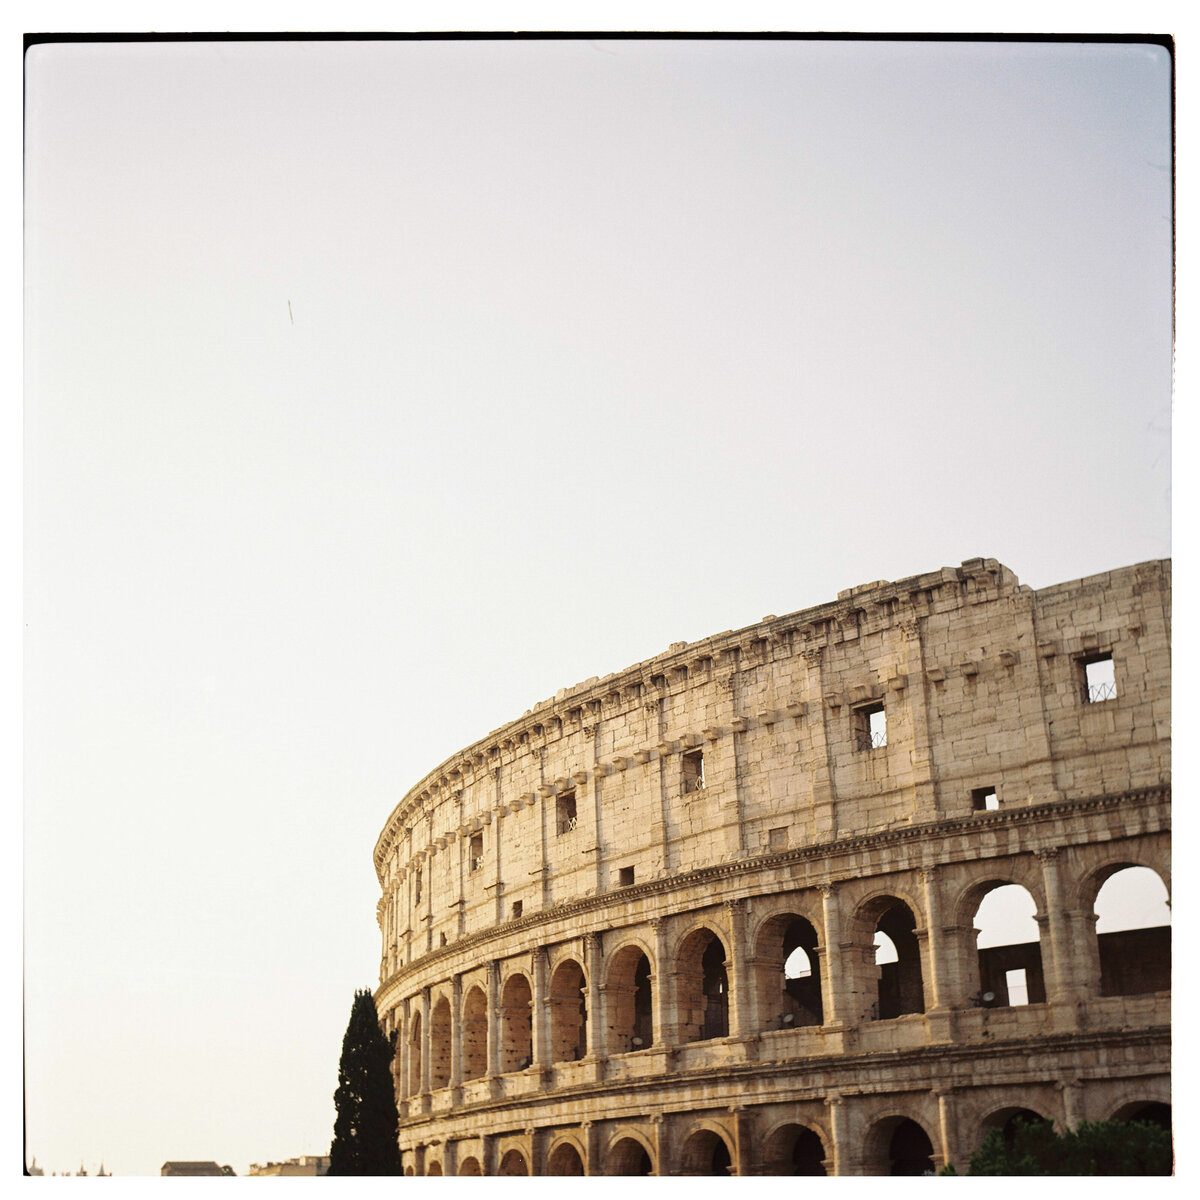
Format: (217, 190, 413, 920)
(652, 1113, 671, 1177)
(730, 1107, 752, 1175)
(449, 972, 463, 1094)
(1039, 849, 1082, 1030)
(724, 899, 752, 1039)
(400, 997, 413, 1109)
(920, 868, 953, 1042)
(1059, 1078, 1085, 1129)
(819, 884, 850, 1030)
(825, 1093, 852, 1176)
(531, 947, 551, 1080)
(419, 987, 432, 1097)
(486, 959, 501, 1091)
(934, 1088, 958, 1173)
(650, 917, 674, 1051)
(583, 932, 606, 1078)
(583, 1121, 601, 1177)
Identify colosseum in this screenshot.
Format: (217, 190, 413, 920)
(372, 556, 1170, 1175)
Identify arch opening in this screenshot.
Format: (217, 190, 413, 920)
(461, 986, 488, 1081)
(884, 1118, 935, 1176)
(680, 1128, 733, 1176)
(497, 1149, 528, 1176)
(457, 1157, 481, 1176)
(873, 902, 925, 1019)
(607, 947, 653, 1054)
(1111, 1101, 1171, 1134)
(979, 1107, 1052, 1151)
(761, 1123, 827, 1176)
(500, 974, 533, 1072)
(972, 884, 1046, 1007)
(549, 959, 588, 1063)
(547, 1142, 585, 1176)
(607, 1137, 653, 1176)
(1095, 867, 1171, 996)
(757, 914, 823, 1030)
(429, 997, 451, 1090)
(677, 928, 730, 1043)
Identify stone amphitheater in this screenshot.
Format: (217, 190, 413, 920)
(371, 557, 1171, 1175)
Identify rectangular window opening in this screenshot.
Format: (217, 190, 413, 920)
(854, 702, 887, 751)
(414, 869, 422, 905)
(682, 748, 706, 793)
(972, 786, 999, 812)
(1081, 654, 1116, 703)
(512, 900, 523, 920)
(1005, 967, 1029, 1006)
(618, 866, 635, 887)
(556, 790, 578, 835)
(469, 833, 484, 872)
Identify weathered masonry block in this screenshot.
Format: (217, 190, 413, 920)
(372, 558, 1171, 1175)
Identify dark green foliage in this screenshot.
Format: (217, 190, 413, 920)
(327, 989, 403, 1176)
(964, 1117, 1171, 1176)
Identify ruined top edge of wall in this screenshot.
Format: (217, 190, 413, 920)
(371, 557, 1170, 874)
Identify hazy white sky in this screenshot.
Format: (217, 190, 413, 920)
(23, 31, 1172, 1177)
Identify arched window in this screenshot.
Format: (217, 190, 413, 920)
(499, 974, 533, 1071)
(607, 946, 653, 1054)
(1095, 866, 1171, 995)
(873, 902, 925, 1018)
(761, 1124, 826, 1176)
(429, 996, 451, 1089)
(461, 986, 488, 1080)
(866, 1117, 935, 1176)
(547, 1142, 585, 1175)
(972, 883, 1046, 1007)
(548, 959, 587, 1063)
(754, 913, 823, 1030)
(607, 1137, 653, 1176)
(888, 1119, 935, 1176)
(676, 928, 729, 1043)
(497, 1149, 528, 1176)
(679, 1129, 733, 1176)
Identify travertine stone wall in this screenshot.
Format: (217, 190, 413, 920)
(372, 558, 1170, 1176)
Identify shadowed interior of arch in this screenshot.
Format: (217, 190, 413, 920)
(872, 902, 924, 1019)
(761, 1123, 827, 1175)
(680, 1129, 732, 1176)
(972, 883, 1046, 1007)
(607, 1137, 653, 1176)
(1095, 866, 1171, 996)
(607, 945, 654, 1053)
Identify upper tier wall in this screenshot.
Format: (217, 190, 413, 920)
(372, 558, 1170, 967)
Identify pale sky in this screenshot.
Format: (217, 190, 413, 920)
(22, 30, 1172, 1177)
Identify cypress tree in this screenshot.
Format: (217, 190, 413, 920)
(328, 988, 404, 1175)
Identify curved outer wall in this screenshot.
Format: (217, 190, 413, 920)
(373, 557, 1170, 1175)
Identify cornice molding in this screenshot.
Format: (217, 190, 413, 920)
(376, 784, 1169, 995)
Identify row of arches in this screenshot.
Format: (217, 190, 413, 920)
(407, 1100, 1171, 1175)
(398, 865, 1169, 1094)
